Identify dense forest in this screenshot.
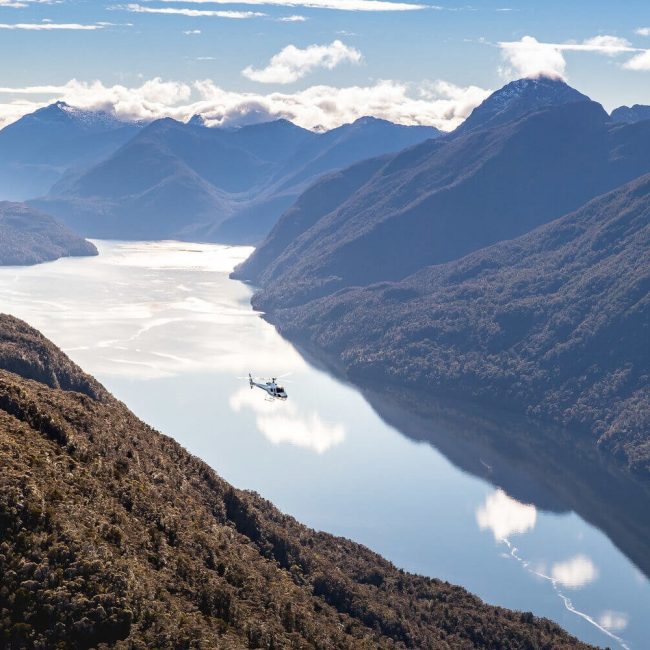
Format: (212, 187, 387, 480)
(0, 314, 595, 649)
(260, 174, 650, 476)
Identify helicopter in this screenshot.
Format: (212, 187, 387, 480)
(247, 373, 289, 400)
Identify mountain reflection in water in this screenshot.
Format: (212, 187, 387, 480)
(348, 380, 650, 580)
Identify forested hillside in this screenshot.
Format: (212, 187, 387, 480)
(260, 174, 650, 475)
(0, 315, 592, 649)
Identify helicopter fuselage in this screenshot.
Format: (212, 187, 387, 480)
(249, 374, 288, 400)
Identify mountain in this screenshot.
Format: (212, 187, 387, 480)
(259, 173, 650, 475)
(0, 102, 143, 200)
(0, 314, 592, 649)
(0, 202, 97, 265)
(454, 76, 590, 135)
(235, 98, 650, 309)
(33, 116, 440, 244)
(610, 104, 650, 124)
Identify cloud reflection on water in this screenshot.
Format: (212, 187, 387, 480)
(475, 488, 537, 541)
(229, 386, 346, 454)
(598, 610, 629, 632)
(551, 554, 599, 589)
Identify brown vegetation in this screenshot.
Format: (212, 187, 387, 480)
(0, 314, 594, 649)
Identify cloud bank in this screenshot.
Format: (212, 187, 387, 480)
(0, 76, 490, 131)
(242, 40, 362, 84)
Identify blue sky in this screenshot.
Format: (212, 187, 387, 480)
(0, 0, 649, 129)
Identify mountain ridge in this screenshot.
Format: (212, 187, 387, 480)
(454, 76, 590, 135)
(235, 98, 650, 309)
(0, 103, 143, 201)
(31, 114, 441, 244)
(610, 104, 650, 124)
(0, 202, 97, 266)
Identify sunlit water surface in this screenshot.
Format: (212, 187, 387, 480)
(1, 240, 648, 649)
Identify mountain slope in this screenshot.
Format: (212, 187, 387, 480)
(454, 76, 590, 135)
(264, 174, 650, 475)
(610, 104, 650, 124)
(235, 99, 650, 308)
(0, 102, 142, 200)
(0, 202, 97, 265)
(0, 314, 592, 649)
(34, 116, 440, 244)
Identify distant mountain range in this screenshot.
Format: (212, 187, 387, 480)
(0, 102, 143, 201)
(0, 201, 97, 265)
(0, 314, 592, 649)
(610, 104, 650, 124)
(235, 77, 650, 475)
(30, 114, 440, 243)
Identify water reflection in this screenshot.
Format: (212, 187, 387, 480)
(599, 611, 629, 632)
(476, 489, 537, 541)
(328, 379, 650, 580)
(551, 555, 599, 589)
(229, 386, 346, 453)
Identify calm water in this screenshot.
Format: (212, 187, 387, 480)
(1, 240, 648, 649)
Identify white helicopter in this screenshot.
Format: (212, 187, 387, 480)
(247, 373, 289, 400)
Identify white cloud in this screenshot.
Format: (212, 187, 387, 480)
(123, 0, 425, 11)
(578, 35, 635, 54)
(229, 386, 345, 454)
(498, 34, 641, 80)
(183, 29, 201, 34)
(121, 4, 265, 18)
(243, 40, 361, 84)
(623, 49, 650, 70)
(475, 489, 537, 541)
(636, 27, 650, 37)
(598, 610, 629, 632)
(0, 0, 60, 7)
(0, 21, 106, 30)
(0, 76, 489, 131)
(498, 36, 567, 79)
(278, 14, 307, 21)
(551, 554, 599, 589)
